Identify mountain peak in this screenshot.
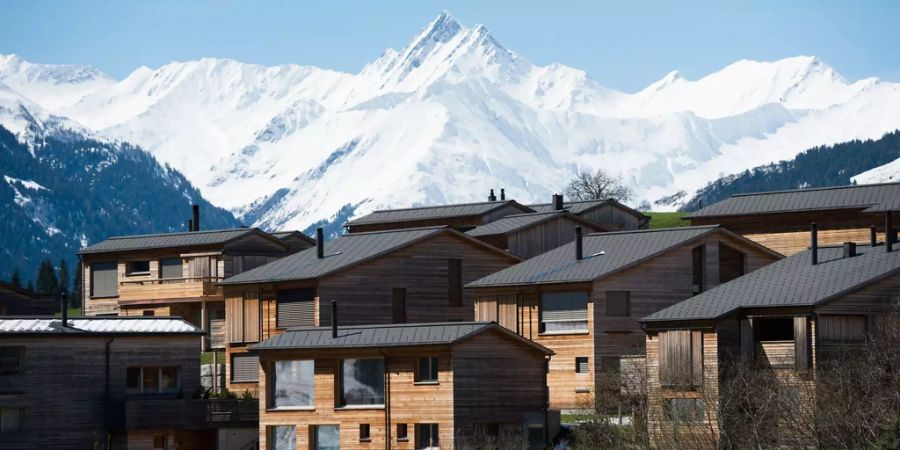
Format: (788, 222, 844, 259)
(415, 11, 464, 46)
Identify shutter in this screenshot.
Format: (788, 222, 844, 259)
(540, 292, 588, 321)
(448, 259, 462, 306)
(497, 295, 518, 331)
(794, 316, 810, 373)
(475, 296, 498, 322)
(276, 288, 315, 328)
(606, 291, 630, 317)
(231, 353, 259, 382)
(691, 330, 704, 386)
(393, 288, 407, 324)
(576, 357, 589, 374)
(660, 330, 692, 387)
(91, 262, 118, 297)
(740, 318, 755, 362)
(226, 296, 243, 343)
(243, 292, 260, 343)
(159, 258, 182, 280)
(819, 315, 866, 342)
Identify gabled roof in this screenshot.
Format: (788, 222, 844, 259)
(686, 182, 900, 219)
(0, 316, 203, 335)
(467, 226, 780, 288)
(642, 244, 900, 324)
(78, 228, 286, 255)
(344, 200, 533, 227)
(272, 230, 316, 245)
(465, 210, 604, 238)
(529, 198, 647, 220)
(220, 226, 519, 286)
(251, 321, 553, 355)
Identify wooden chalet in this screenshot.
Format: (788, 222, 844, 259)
(79, 227, 291, 351)
(252, 321, 555, 450)
(528, 195, 650, 231)
(467, 226, 781, 410)
(0, 316, 257, 450)
(685, 182, 900, 255)
(0, 281, 56, 316)
(465, 210, 607, 259)
(343, 197, 533, 234)
(641, 233, 900, 448)
(218, 226, 521, 395)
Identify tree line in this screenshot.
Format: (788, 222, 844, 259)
(8, 258, 82, 309)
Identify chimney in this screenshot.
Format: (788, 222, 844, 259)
(871, 225, 878, 247)
(553, 194, 564, 211)
(60, 292, 68, 328)
(488, 189, 497, 202)
(811, 223, 818, 265)
(575, 226, 583, 261)
(843, 242, 857, 258)
(187, 219, 193, 232)
(500, 188, 506, 201)
(331, 301, 338, 338)
(192, 204, 200, 232)
(316, 227, 325, 259)
(887, 212, 893, 253)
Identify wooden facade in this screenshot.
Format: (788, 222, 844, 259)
(344, 202, 532, 234)
(255, 329, 551, 450)
(0, 281, 56, 316)
(471, 215, 606, 259)
(473, 231, 780, 410)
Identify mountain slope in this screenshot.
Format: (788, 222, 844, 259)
(3, 12, 900, 235)
(677, 130, 900, 211)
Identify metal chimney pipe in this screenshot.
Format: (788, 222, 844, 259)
(60, 292, 68, 328)
(500, 188, 506, 201)
(488, 189, 497, 202)
(192, 204, 200, 231)
(575, 226, 583, 261)
(843, 242, 857, 258)
(316, 227, 325, 259)
(811, 223, 818, 265)
(187, 219, 193, 232)
(887, 212, 893, 253)
(871, 225, 878, 247)
(331, 301, 338, 338)
(553, 194, 564, 211)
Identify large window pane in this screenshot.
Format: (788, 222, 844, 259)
(341, 358, 384, 405)
(271, 425, 296, 450)
(315, 425, 340, 450)
(272, 360, 314, 408)
(540, 292, 589, 333)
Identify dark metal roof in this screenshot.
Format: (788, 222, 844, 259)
(529, 198, 647, 219)
(344, 200, 533, 226)
(465, 210, 598, 238)
(686, 182, 900, 219)
(642, 244, 900, 324)
(467, 226, 751, 288)
(272, 230, 316, 245)
(251, 321, 553, 355)
(0, 316, 204, 335)
(221, 226, 515, 285)
(78, 228, 285, 255)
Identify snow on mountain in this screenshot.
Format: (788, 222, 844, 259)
(0, 54, 114, 110)
(2, 12, 899, 233)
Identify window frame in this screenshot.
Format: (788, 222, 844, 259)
(338, 358, 385, 408)
(90, 261, 119, 298)
(125, 366, 180, 395)
(269, 425, 297, 450)
(396, 423, 409, 441)
(359, 423, 371, 442)
(414, 356, 439, 384)
(0, 347, 24, 375)
(415, 423, 440, 449)
(268, 359, 315, 410)
(575, 357, 589, 375)
(665, 398, 706, 423)
(275, 288, 316, 329)
(539, 291, 590, 335)
(312, 424, 340, 450)
(691, 245, 705, 295)
(448, 258, 463, 306)
(392, 288, 407, 324)
(230, 353, 260, 383)
(0, 407, 23, 433)
(158, 257, 183, 281)
(605, 291, 630, 317)
(125, 260, 151, 276)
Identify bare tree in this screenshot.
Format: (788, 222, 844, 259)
(565, 169, 633, 202)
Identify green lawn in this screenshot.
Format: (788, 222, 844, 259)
(53, 307, 82, 318)
(647, 212, 689, 229)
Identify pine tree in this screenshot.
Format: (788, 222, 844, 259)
(25, 281, 34, 293)
(35, 259, 59, 295)
(58, 259, 70, 298)
(71, 260, 83, 308)
(10, 269, 21, 288)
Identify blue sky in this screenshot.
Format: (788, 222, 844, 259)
(1, 0, 898, 92)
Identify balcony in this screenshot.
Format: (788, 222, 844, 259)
(124, 398, 258, 430)
(118, 277, 224, 302)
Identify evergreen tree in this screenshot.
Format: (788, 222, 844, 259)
(71, 260, 83, 308)
(35, 259, 59, 295)
(25, 280, 33, 293)
(58, 258, 70, 298)
(10, 269, 21, 288)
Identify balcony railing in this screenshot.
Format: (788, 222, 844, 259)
(118, 276, 224, 301)
(124, 398, 258, 430)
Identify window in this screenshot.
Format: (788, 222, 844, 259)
(415, 357, 439, 383)
(127, 367, 180, 394)
(270, 425, 296, 450)
(606, 291, 630, 317)
(474, 423, 499, 438)
(448, 259, 462, 306)
(126, 260, 151, 275)
(313, 425, 340, 450)
(397, 424, 408, 441)
(152, 434, 166, 450)
(90, 261, 118, 297)
(0, 347, 23, 374)
(575, 357, 589, 374)
(393, 288, 407, 324)
(665, 398, 705, 423)
(527, 424, 545, 450)
(756, 318, 793, 341)
(231, 353, 260, 383)
(0, 408, 22, 433)
(276, 288, 315, 328)
(691, 246, 705, 295)
(416, 423, 439, 449)
(359, 424, 370, 441)
(659, 330, 703, 388)
(819, 315, 867, 342)
(340, 358, 385, 406)
(159, 257, 182, 281)
(270, 360, 314, 409)
(540, 292, 589, 333)
(718, 244, 745, 284)
(142, 310, 155, 316)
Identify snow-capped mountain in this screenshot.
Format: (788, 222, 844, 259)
(2, 12, 899, 234)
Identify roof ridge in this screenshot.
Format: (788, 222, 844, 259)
(500, 210, 566, 218)
(729, 182, 900, 198)
(528, 199, 613, 206)
(370, 200, 519, 213)
(584, 225, 718, 237)
(337, 225, 448, 237)
(284, 321, 492, 332)
(105, 227, 254, 240)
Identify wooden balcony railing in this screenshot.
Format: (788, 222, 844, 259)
(118, 277, 224, 301)
(124, 398, 258, 430)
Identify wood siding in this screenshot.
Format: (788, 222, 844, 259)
(505, 217, 604, 259)
(579, 204, 646, 231)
